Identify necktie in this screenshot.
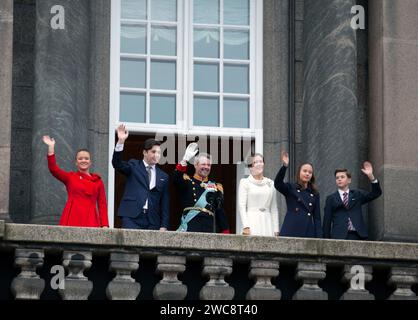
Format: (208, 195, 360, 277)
(146, 166, 152, 185)
(343, 192, 355, 231)
(343, 192, 349, 208)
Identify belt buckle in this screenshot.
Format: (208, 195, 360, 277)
(259, 208, 266, 212)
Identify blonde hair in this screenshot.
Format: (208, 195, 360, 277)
(245, 153, 264, 168)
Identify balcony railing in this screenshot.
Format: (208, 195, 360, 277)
(0, 220, 417, 300)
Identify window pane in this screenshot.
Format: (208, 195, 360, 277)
(194, 28, 219, 58)
(120, 93, 146, 123)
(224, 98, 249, 128)
(120, 59, 146, 88)
(224, 64, 248, 93)
(194, 97, 219, 127)
(151, 26, 177, 56)
(151, 0, 177, 22)
(194, 0, 219, 24)
(194, 63, 219, 92)
(121, 0, 146, 20)
(224, 30, 249, 60)
(150, 95, 176, 124)
(224, 0, 249, 25)
(121, 24, 146, 54)
(151, 60, 176, 90)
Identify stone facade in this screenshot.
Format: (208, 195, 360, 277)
(1, 0, 417, 242)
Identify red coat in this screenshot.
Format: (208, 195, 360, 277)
(47, 154, 109, 228)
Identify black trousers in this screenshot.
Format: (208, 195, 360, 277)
(346, 231, 364, 240)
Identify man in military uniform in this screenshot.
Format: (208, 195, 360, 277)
(173, 143, 230, 234)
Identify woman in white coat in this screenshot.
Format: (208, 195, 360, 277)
(238, 153, 279, 236)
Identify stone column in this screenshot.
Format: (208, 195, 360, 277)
(388, 267, 418, 300)
(11, 248, 45, 300)
(59, 251, 93, 300)
(0, 0, 13, 222)
(340, 264, 374, 300)
(200, 257, 234, 300)
(302, 0, 362, 203)
(293, 262, 327, 300)
(263, 0, 290, 227)
(153, 255, 187, 300)
(368, 0, 418, 242)
(106, 253, 140, 300)
(31, 1, 91, 224)
(246, 260, 281, 300)
(88, 0, 110, 189)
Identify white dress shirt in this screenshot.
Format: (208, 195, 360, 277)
(143, 160, 156, 210)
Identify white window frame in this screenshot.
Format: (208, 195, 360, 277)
(108, 0, 263, 228)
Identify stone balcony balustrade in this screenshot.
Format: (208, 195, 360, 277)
(0, 221, 417, 300)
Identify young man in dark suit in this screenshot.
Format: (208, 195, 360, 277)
(323, 161, 382, 240)
(112, 124, 169, 230)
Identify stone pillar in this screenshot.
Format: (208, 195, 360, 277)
(302, 0, 362, 203)
(200, 257, 234, 300)
(388, 267, 418, 300)
(263, 0, 290, 227)
(0, 0, 13, 222)
(88, 0, 110, 189)
(11, 248, 45, 300)
(153, 255, 187, 300)
(340, 264, 374, 300)
(293, 262, 327, 300)
(31, 1, 91, 224)
(106, 253, 140, 300)
(246, 260, 281, 300)
(59, 251, 93, 300)
(368, 0, 418, 242)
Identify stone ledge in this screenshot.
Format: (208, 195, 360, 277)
(2, 223, 418, 263)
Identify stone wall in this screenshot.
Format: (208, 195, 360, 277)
(9, 0, 36, 223)
(368, 0, 418, 242)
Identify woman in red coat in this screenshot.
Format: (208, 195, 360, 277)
(43, 135, 109, 228)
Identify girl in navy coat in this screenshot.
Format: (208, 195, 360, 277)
(274, 151, 323, 238)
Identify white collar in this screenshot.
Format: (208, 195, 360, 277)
(338, 188, 350, 197)
(143, 160, 155, 169)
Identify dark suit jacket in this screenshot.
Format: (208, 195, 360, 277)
(112, 150, 169, 229)
(323, 182, 382, 239)
(274, 166, 323, 238)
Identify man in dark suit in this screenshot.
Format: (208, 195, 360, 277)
(112, 124, 169, 230)
(323, 161, 382, 240)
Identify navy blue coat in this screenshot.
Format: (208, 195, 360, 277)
(274, 166, 323, 238)
(112, 151, 170, 229)
(323, 182, 382, 239)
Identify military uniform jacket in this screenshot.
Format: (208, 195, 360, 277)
(274, 166, 323, 238)
(173, 164, 230, 233)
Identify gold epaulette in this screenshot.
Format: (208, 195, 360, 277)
(216, 183, 224, 193)
(183, 174, 191, 181)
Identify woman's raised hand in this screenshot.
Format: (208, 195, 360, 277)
(281, 151, 289, 167)
(42, 135, 55, 146)
(42, 135, 56, 155)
